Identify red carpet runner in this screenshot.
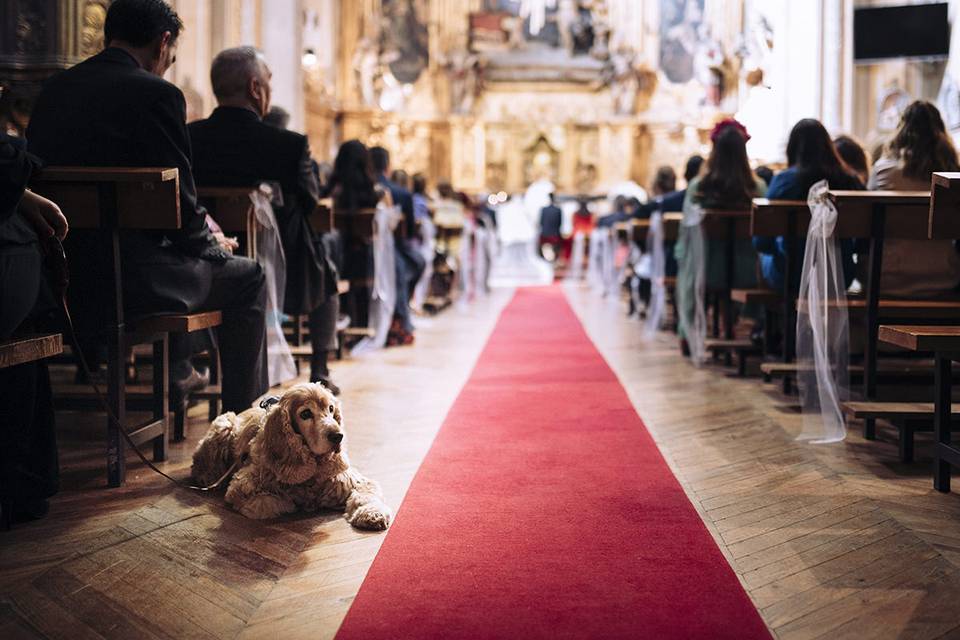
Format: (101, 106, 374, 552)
(337, 287, 770, 639)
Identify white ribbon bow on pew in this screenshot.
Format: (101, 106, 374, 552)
(251, 186, 297, 386)
(567, 232, 586, 281)
(644, 211, 667, 337)
(796, 179, 850, 443)
(353, 203, 400, 354)
(678, 202, 707, 365)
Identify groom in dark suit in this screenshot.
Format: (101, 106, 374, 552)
(189, 47, 342, 393)
(26, 0, 268, 412)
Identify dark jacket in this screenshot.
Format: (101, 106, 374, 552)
(189, 106, 330, 312)
(539, 204, 562, 238)
(25, 47, 222, 320)
(378, 175, 415, 239)
(0, 134, 41, 250)
(752, 167, 862, 290)
(634, 189, 686, 219)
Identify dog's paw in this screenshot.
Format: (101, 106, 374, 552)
(238, 494, 295, 520)
(347, 501, 392, 531)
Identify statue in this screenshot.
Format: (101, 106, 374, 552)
(353, 37, 381, 108)
(557, 0, 578, 56)
(503, 15, 527, 50)
(606, 48, 656, 115)
(443, 49, 484, 115)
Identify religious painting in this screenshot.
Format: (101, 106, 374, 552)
(379, 0, 429, 85)
(473, 0, 596, 57)
(658, 0, 705, 84)
(469, 1, 607, 83)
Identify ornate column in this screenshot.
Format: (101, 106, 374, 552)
(0, 0, 110, 132)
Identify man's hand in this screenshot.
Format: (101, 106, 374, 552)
(213, 231, 239, 254)
(19, 189, 68, 241)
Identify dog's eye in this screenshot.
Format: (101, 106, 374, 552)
(328, 404, 335, 414)
(298, 409, 313, 420)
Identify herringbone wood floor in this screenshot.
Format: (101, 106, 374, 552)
(2, 284, 960, 639)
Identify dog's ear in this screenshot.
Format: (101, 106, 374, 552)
(260, 393, 317, 484)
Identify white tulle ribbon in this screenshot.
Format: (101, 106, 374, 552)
(251, 187, 297, 386)
(412, 217, 436, 311)
(353, 203, 399, 354)
(567, 232, 586, 281)
(587, 227, 617, 296)
(796, 180, 849, 443)
(644, 212, 667, 337)
(677, 202, 707, 365)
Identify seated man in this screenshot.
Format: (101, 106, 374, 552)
(26, 0, 268, 413)
(189, 47, 340, 393)
(538, 193, 564, 261)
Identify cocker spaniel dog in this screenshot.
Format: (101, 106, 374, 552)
(191, 382, 391, 529)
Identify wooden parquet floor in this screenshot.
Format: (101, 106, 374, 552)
(2, 284, 960, 639)
(567, 285, 960, 640)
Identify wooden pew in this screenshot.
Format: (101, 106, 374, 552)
(309, 198, 335, 234)
(749, 199, 808, 380)
(878, 325, 960, 491)
(629, 212, 681, 245)
(699, 208, 756, 366)
(826, 189, 960, 439)
(197, 186, 260, 259)
(32, 166, 223, 487)
(0, 334, 63, 369)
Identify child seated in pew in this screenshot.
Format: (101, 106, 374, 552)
(675, 119, 765, 355)
(866, 100, 960, 298)
(752, 119, 864, 293)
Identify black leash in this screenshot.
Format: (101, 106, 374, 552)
(46, 237, 247, 493)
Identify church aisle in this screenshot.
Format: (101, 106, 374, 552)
(336, 286, 769, 639)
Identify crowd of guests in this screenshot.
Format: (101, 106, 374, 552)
(539, 103, 960, 359)
(0, 0, 478, 525)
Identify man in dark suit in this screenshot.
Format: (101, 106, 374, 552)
(189, 46, 341, 393)
(370, 146, 424, 340)
(538, 193, 564, 260)
(26, 0, 268, 412)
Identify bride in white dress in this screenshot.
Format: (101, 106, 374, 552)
(489, 179, 555, 286)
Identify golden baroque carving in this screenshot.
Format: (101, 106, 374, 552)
(81, 1, 110, 58)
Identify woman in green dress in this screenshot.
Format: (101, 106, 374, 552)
(674, 119, 766, 361)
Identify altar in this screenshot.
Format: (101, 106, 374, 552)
(309, 0, 750, 196)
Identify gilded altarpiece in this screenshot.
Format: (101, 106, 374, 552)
(327, 0, 737, 195)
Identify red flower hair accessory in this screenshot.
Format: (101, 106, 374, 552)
(710, 118, 751, 143)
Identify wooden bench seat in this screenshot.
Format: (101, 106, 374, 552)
(731, 288, 780, 305)
(31, 165, 225, 485)
(759, 360, 937, 378)
(842, 401, 960, 421)
(0, 334, 64, 369)
(842, 400, 960, 462)
(130, 311, 223, 335)
(878, 318, 960, 491)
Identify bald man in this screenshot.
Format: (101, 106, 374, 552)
(189, 46, 341, 393)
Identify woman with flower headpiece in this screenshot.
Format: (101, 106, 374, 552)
(674, 119, 765, 359)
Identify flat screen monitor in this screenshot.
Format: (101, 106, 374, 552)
(854, 3, 950, 62)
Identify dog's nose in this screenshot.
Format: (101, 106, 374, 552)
(327, 432, 344, 444)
